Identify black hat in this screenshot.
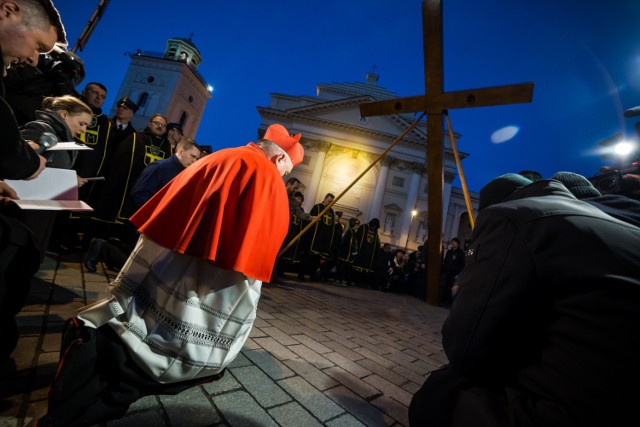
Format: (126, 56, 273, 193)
(117, 97, 139, 112)
(479, 173, 533, 211)
(551, 171, 602, 200)
(293, 191, 304, 201)
(167, 123, 183, 133)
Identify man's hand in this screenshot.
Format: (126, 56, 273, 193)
(77, 176, 88, 187)
(0, 180, 19, 205)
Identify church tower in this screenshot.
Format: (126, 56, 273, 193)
(108, 37, 212, 137)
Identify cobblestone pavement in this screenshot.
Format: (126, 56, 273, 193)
(0, 253, 449, 427)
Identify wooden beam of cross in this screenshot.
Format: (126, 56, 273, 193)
(359, 0, 534, 305)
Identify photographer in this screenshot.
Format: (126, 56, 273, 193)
(589, 163, 640, 200)
(4, 44, 84, 126)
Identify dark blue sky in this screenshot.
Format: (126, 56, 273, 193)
(55, 0, 640, 192)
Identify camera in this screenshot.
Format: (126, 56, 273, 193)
(588, 162, 640, 196)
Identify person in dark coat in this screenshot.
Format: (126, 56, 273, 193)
(73, 83, 110, 183)
(352, 218, 382, 287)
(108, 96, 138, 147)
(89, 114, 172, 225)
(276, 190, 310, 278)
(128, 139, 201, 211)
(17, 95, 92, 258)
(409, 174, 640, 427)
(439, 237, 465, 306)
(4, 45, 84, 126)
(298, 193, 335, 280)
(0, 0, 67, 371)
(336, 217, 360, 285)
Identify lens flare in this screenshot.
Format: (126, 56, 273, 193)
(491, 126, 519, 144)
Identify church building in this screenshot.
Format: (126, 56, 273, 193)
(257, 72, 478, 251)
(108, 37, 212, 138)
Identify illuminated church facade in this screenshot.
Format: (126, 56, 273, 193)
(257, 72, 478, 251)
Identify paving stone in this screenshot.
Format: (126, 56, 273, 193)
(249, 326, 267, 338)
(290, 334, 332, 354)
(159, 386, 221, 427)
(353, 347, 396, 369)
(324, 385, 394, 427)
(128, 395, 160, 411)
(253, 337, 298, 360)
(212, 390, 278, 427)
(323, 366, 381, 400)
(282, 359, 338, 391)
(323, 352, 371, 378)
(106, 409, 168, 427)
(4, 256, 451, 427)
(288, 344, 334, 369)
(268, 402, 322, 427)
(242, 349, 295, 380)
(228, 352, 252, 368)
(357, 359, 406, 386)
(278, 376, 344, 421)
(362, 374, 413, 406)
(231, 365, 291, 407)
(262, 326, 300, 346)
(350, 337, 395, 356)
(371, 394, 410, 426)
(325, 413, 368, 427)
(322, 341, 364, 362)
(202, 369, 242, 395)
(323, 331, 358, 348)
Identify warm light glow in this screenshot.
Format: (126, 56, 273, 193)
(491, 126, 519, 144)
(411, 209, 418, 217)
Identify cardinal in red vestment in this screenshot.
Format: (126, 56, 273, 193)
(40, 124, 304, 427)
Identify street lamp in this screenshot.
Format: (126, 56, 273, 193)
(404, 209, 418, 252)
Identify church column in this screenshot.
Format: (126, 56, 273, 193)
(399, 162, 424, 250)
(303, 141, 331, 211)
(368, 155, 394, 220)
(442, 170, 455, 229)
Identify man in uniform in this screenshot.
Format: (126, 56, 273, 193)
(109, 96, 138, 146)
(298, 193, 336, 281)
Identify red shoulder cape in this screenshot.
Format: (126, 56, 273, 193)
(130, 144, 289, 282)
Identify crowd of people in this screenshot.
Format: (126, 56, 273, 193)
(274, 178, 468, 303)
(1, 2, 640, 427)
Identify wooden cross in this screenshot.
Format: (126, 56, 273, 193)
(359, 0, 534, 305)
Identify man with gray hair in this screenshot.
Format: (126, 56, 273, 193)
(41, 124, 304, 426)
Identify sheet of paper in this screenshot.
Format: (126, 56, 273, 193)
(12, 200, 93, 211)
(46, 142, 93, 151)
(4, 168, 93, 211)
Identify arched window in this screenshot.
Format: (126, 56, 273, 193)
(179, 111, 188, 127)
(137, 92, 149, 108)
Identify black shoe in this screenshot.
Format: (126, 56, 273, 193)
(83, 259, 97, 273)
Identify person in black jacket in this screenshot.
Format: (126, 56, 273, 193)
(439, 237, 465, 306)
(17, 95, 92, 257)
(0, 0, 67, 371)
(409, 174, 640, 427)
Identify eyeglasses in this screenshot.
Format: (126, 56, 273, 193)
(150, 121, 167, 128)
